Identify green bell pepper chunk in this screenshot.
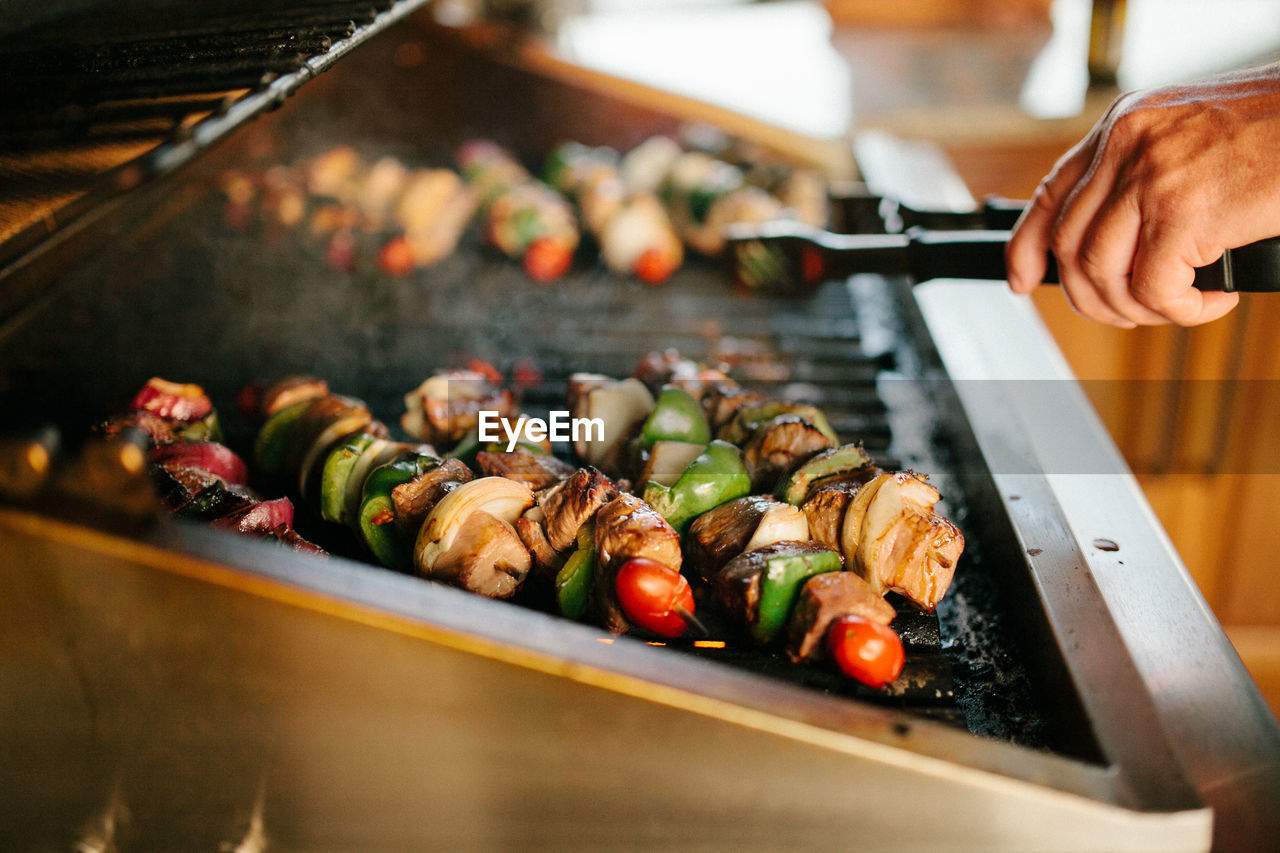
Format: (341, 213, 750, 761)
(319, 433, 379, 524)
(176, 410, 222, 443)
(637, 385, 710, 450)
(642, 439, 750, 533)
(754, 548, 841, 645)
(720, 401, 838, 447)
(777, 443, 874, 505)
(358, 451, 441, 571)
(253, 399, 312, 476)
(554, 522, 596, 621)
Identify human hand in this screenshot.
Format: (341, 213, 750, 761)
(1006, 62, 1280, 327)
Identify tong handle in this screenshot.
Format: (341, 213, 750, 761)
(909, 230, 1280, 293)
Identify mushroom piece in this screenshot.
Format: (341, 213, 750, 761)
(428, 510, 532, 599)
(416, 477, 536, 598)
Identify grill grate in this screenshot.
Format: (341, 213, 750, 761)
(0, 3, 393, 142)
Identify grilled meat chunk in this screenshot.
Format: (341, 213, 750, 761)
(801, 481, 867, 557)
(258, 376, 329, 419)
(742, 414, 835, 491)
(477, 447, 576, 491)
(686, 495, 807, 580)
(840, 472, 964, 612)
(592, 493, 683, 632)
(99, 411, 178, 445)
(785, 572, 895, 663)
(402, 370, 516, 446)
(539, 467, 619, 552)
(702, 381, 763, 433)
(713, 541, 840, 645)
(515, 508, 563, 575)
(390, 457, 473, 535)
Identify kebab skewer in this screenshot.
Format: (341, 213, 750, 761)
(544, 142, 683, 284)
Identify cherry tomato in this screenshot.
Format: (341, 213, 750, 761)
(466, 359, 503, 385)
(523, 237, 573, 282)
(826, 615, 904, 688)
(614, 557, 695, 638)
(634, 248, 676, 285)
(378, 235, 415, 276)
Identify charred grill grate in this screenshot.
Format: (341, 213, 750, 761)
(0, 2, 395, 144)
(0, 172, 1050, 738)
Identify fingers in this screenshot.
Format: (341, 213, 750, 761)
(1068, 198, 1171, 326)
(1006, 141, 1094, 295)
(1040, 132, 1146, 327)
(1130, 236, 1241, 326)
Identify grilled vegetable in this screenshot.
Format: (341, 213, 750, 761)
(567, 374, 654, 470)
(718, 401, 838, 447)
(456, 139, 532, 206)
(129, 377, 221, 441)
(395, 168, 478, 267)
(358, 451, 444, 571)
(391, 457, 474, 535)
(342, 437, 413, 528)
(212, 497, 296, 535)
(713, 541, 841, 645)
(839, 472, 964, 612)
(614, 557, 696, 638)
(554, 521, 596, 620)
(253, 399, 313, 476)
(779, 444, 875, 505)
(785, 572, 895, 664)
(148, 441, 247, 486)
(320, 433, 380, 523)
(660, 151, 784, 256)
(415, 476, 536, 598)
(826, 615, 904, 688)
(636, 385, 710, 450)
(641, 440, 750, 534)
(638, 440, 706, 487)
(256, 376, 329, 420)
(401, 370, 517, 446)
(293, 397, 383, 500)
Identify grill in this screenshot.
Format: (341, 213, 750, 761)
(1, 6, 1278, 851)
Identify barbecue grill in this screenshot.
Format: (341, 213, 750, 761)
(1, 4, 1278, 851)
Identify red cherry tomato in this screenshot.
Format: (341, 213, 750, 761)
(634, 248, 676, 285)
(826, 615, 904, 688)
(614, 557, 695, 638)
(523, 237, 573, 282)
(378, 235, 415, 276)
